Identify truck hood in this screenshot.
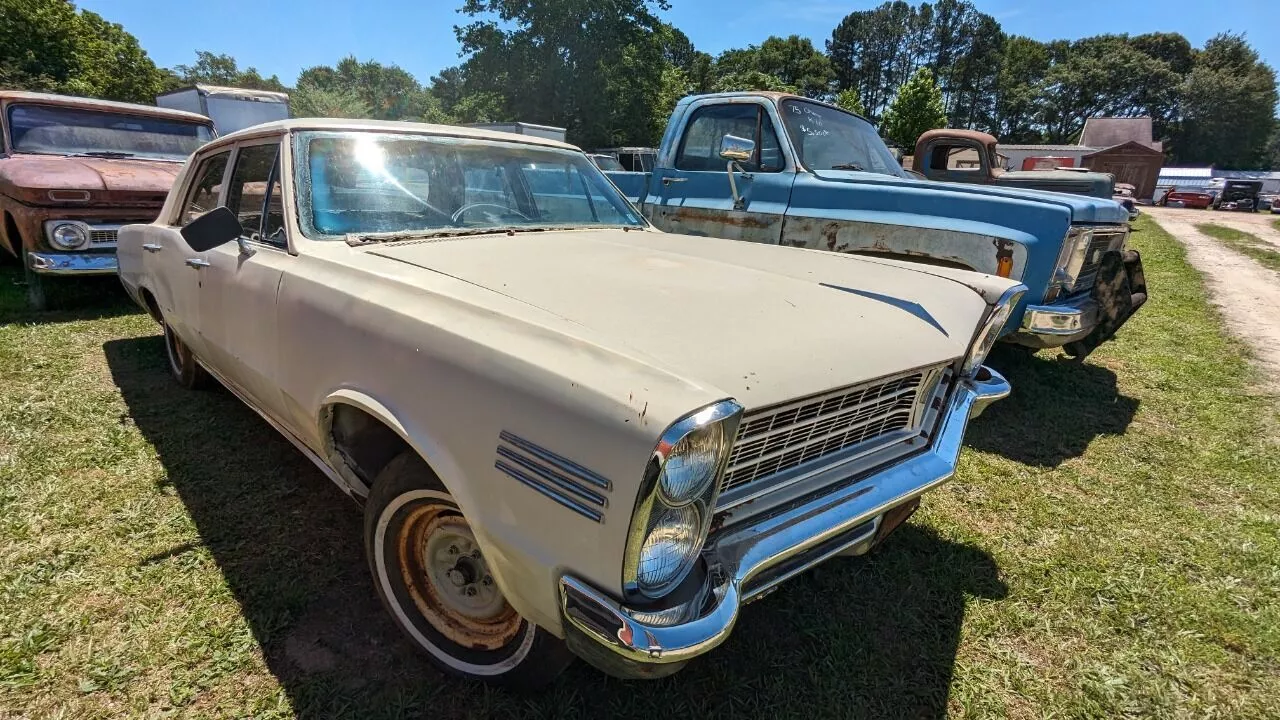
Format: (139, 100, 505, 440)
(0, 154, 179, 205)
(365, 229, 989, 409)
(812, 169, 1128, 224)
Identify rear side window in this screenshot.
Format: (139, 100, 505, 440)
(179, 151, 231, 225)
(675, 104, 783, 173)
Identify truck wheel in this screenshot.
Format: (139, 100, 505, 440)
(162, 318, 211, 390)
(364, 452, 573, 689)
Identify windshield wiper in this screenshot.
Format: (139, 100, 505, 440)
(830, 162, 864, 171)
(67, 151, 136, 159)
(346, 225, 598, 247)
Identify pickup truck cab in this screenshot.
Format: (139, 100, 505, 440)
(606, 93, 1147, 359)
(913, 129, 1116, 200)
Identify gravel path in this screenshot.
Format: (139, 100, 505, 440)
(1144, 206, 1280, 385)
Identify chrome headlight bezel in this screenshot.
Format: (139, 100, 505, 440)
(45, 220, 91, 251)
(962, 284, 1028, 377)
(1046, 226, 1093, 301)
(623, 400, 743, 600)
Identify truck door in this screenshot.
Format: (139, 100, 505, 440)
(647, 101, 793, 244)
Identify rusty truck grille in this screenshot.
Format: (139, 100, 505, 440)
(719, 365, 947, 497)
(1072, 228, 1126, 295)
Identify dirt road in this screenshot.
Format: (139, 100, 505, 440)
(1144, 206, 1280, 385)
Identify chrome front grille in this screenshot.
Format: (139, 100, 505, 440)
(1072, 228, 1126, 294)
(90, 229, 118, 246)
(719, 364, 947, 498)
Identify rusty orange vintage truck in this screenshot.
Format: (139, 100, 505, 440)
(0, 91, 215, 309)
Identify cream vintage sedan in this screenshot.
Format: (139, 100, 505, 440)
(117, 119, 1024, 688)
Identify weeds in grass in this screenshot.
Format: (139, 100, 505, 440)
(1, 217, 1278, 718)
(1196, 222, 1280, 272)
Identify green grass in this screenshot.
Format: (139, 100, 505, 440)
(1196, 222, 1280, 272)
(1, 215, 1279, 718)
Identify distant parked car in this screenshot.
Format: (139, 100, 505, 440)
(1213, 180, 1263, 212)
(1113, 183, 1140, 221)
(1158, 189, 1215, 209)
(117, 118, 1023, 687)
(0, 91, 216, 309)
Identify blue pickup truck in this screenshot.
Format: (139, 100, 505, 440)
(606, 92, 1148, 359)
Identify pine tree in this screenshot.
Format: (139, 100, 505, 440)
(880, 68, 949, 148)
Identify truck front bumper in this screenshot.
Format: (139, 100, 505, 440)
(1010, 249, 1148, 359)
(26, 251, 118, 276)
(558, 366, 1010, 680)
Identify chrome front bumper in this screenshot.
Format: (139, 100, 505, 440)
(26, 252, 118, 276)
(558, 367, 1010, 679)
(1013, 293, 1099, 347)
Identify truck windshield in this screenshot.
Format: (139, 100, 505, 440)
(295, 131, 647, 239)
(6, 104, 214, 161)
(779, 99, 906, 178)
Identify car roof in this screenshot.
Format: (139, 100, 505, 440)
(0, 90, 213, 124)
(207, 118, 580, 152)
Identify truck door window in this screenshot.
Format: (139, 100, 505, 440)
(225, 143, 283, 245)
(675, 104, 782, 173)
(179, 151, 231, 225)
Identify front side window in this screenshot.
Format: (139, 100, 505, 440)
(225, 143, 283, 245)
(180, 151, 231, 225)
(675, 104, 783, 173)
(294, 132, 645, 239)
(780, 99, 906, 178)
(6, 104, 214, 161)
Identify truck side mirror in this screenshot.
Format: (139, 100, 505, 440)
(181, 206, 242, 252)
(719, 134, 755, 164)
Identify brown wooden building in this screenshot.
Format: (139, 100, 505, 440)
(1082, 141, 1165, 199)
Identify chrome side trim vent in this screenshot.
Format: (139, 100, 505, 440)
(495, 431, 611, 523)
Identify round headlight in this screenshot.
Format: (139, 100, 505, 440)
(49, 223, 89, 250)
(636, 503, 701, 592)
(657, 424, 725, 506)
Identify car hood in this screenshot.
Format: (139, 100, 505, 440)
(365, 229, 990, 408)
(812, 169, 1129, 224)
(0, 154, 180, 199)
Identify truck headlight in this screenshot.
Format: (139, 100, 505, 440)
(46, 221, 90, 250)
(1046, 227, 1092, 301)
(624, 400, 743, 599)
(962, 284, 1027, 376)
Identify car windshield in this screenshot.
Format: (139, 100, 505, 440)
(295, 131, 647, 239)
(589, 154, 626, 172)
(6, 104, 214, 161)
(778, 99, 906, 178)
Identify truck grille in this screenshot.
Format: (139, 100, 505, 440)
(90, 229, 118, 245)
(719, 365, 944, 495)
(1072, 228, 1126, 294)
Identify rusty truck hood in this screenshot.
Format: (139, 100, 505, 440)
(0, 154, 179, 206)
(363, 228, 990, 408)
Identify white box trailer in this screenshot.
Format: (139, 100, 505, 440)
(464, 122, 567, 143)
(157, 84, 290, 135)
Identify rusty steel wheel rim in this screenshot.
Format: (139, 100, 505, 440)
(397, 504, 521, 651)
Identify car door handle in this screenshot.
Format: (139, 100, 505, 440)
(142, 243, 162, 253)
(662, 177, 688, 186)
(185, 258, 210, 268)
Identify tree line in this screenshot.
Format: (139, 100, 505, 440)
(2, 0, 1277, 168)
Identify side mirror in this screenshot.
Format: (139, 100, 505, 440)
(719, 134, 755, 164)
(180, 206, 242, 252)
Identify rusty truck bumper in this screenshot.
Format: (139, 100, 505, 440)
(1012, 250, 1148, 359)
(26, 251, 118, 276)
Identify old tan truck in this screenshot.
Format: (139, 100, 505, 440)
(0, 91, 215, 309)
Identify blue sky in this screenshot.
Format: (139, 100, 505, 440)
(78, 0, 1278, 87)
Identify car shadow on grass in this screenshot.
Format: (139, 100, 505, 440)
(106, 334, 1008, 720)
(0, 265, 138, 325)
(968, 345, 1141, 467)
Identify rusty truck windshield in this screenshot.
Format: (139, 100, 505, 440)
(295, 132, 646, 240)
(6, 104, 214, 161)
(779, 100, 907, 178)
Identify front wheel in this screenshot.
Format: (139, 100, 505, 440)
(364, 452, 573, 688)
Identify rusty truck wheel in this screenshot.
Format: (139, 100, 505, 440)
(364, 452, 572, 688)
